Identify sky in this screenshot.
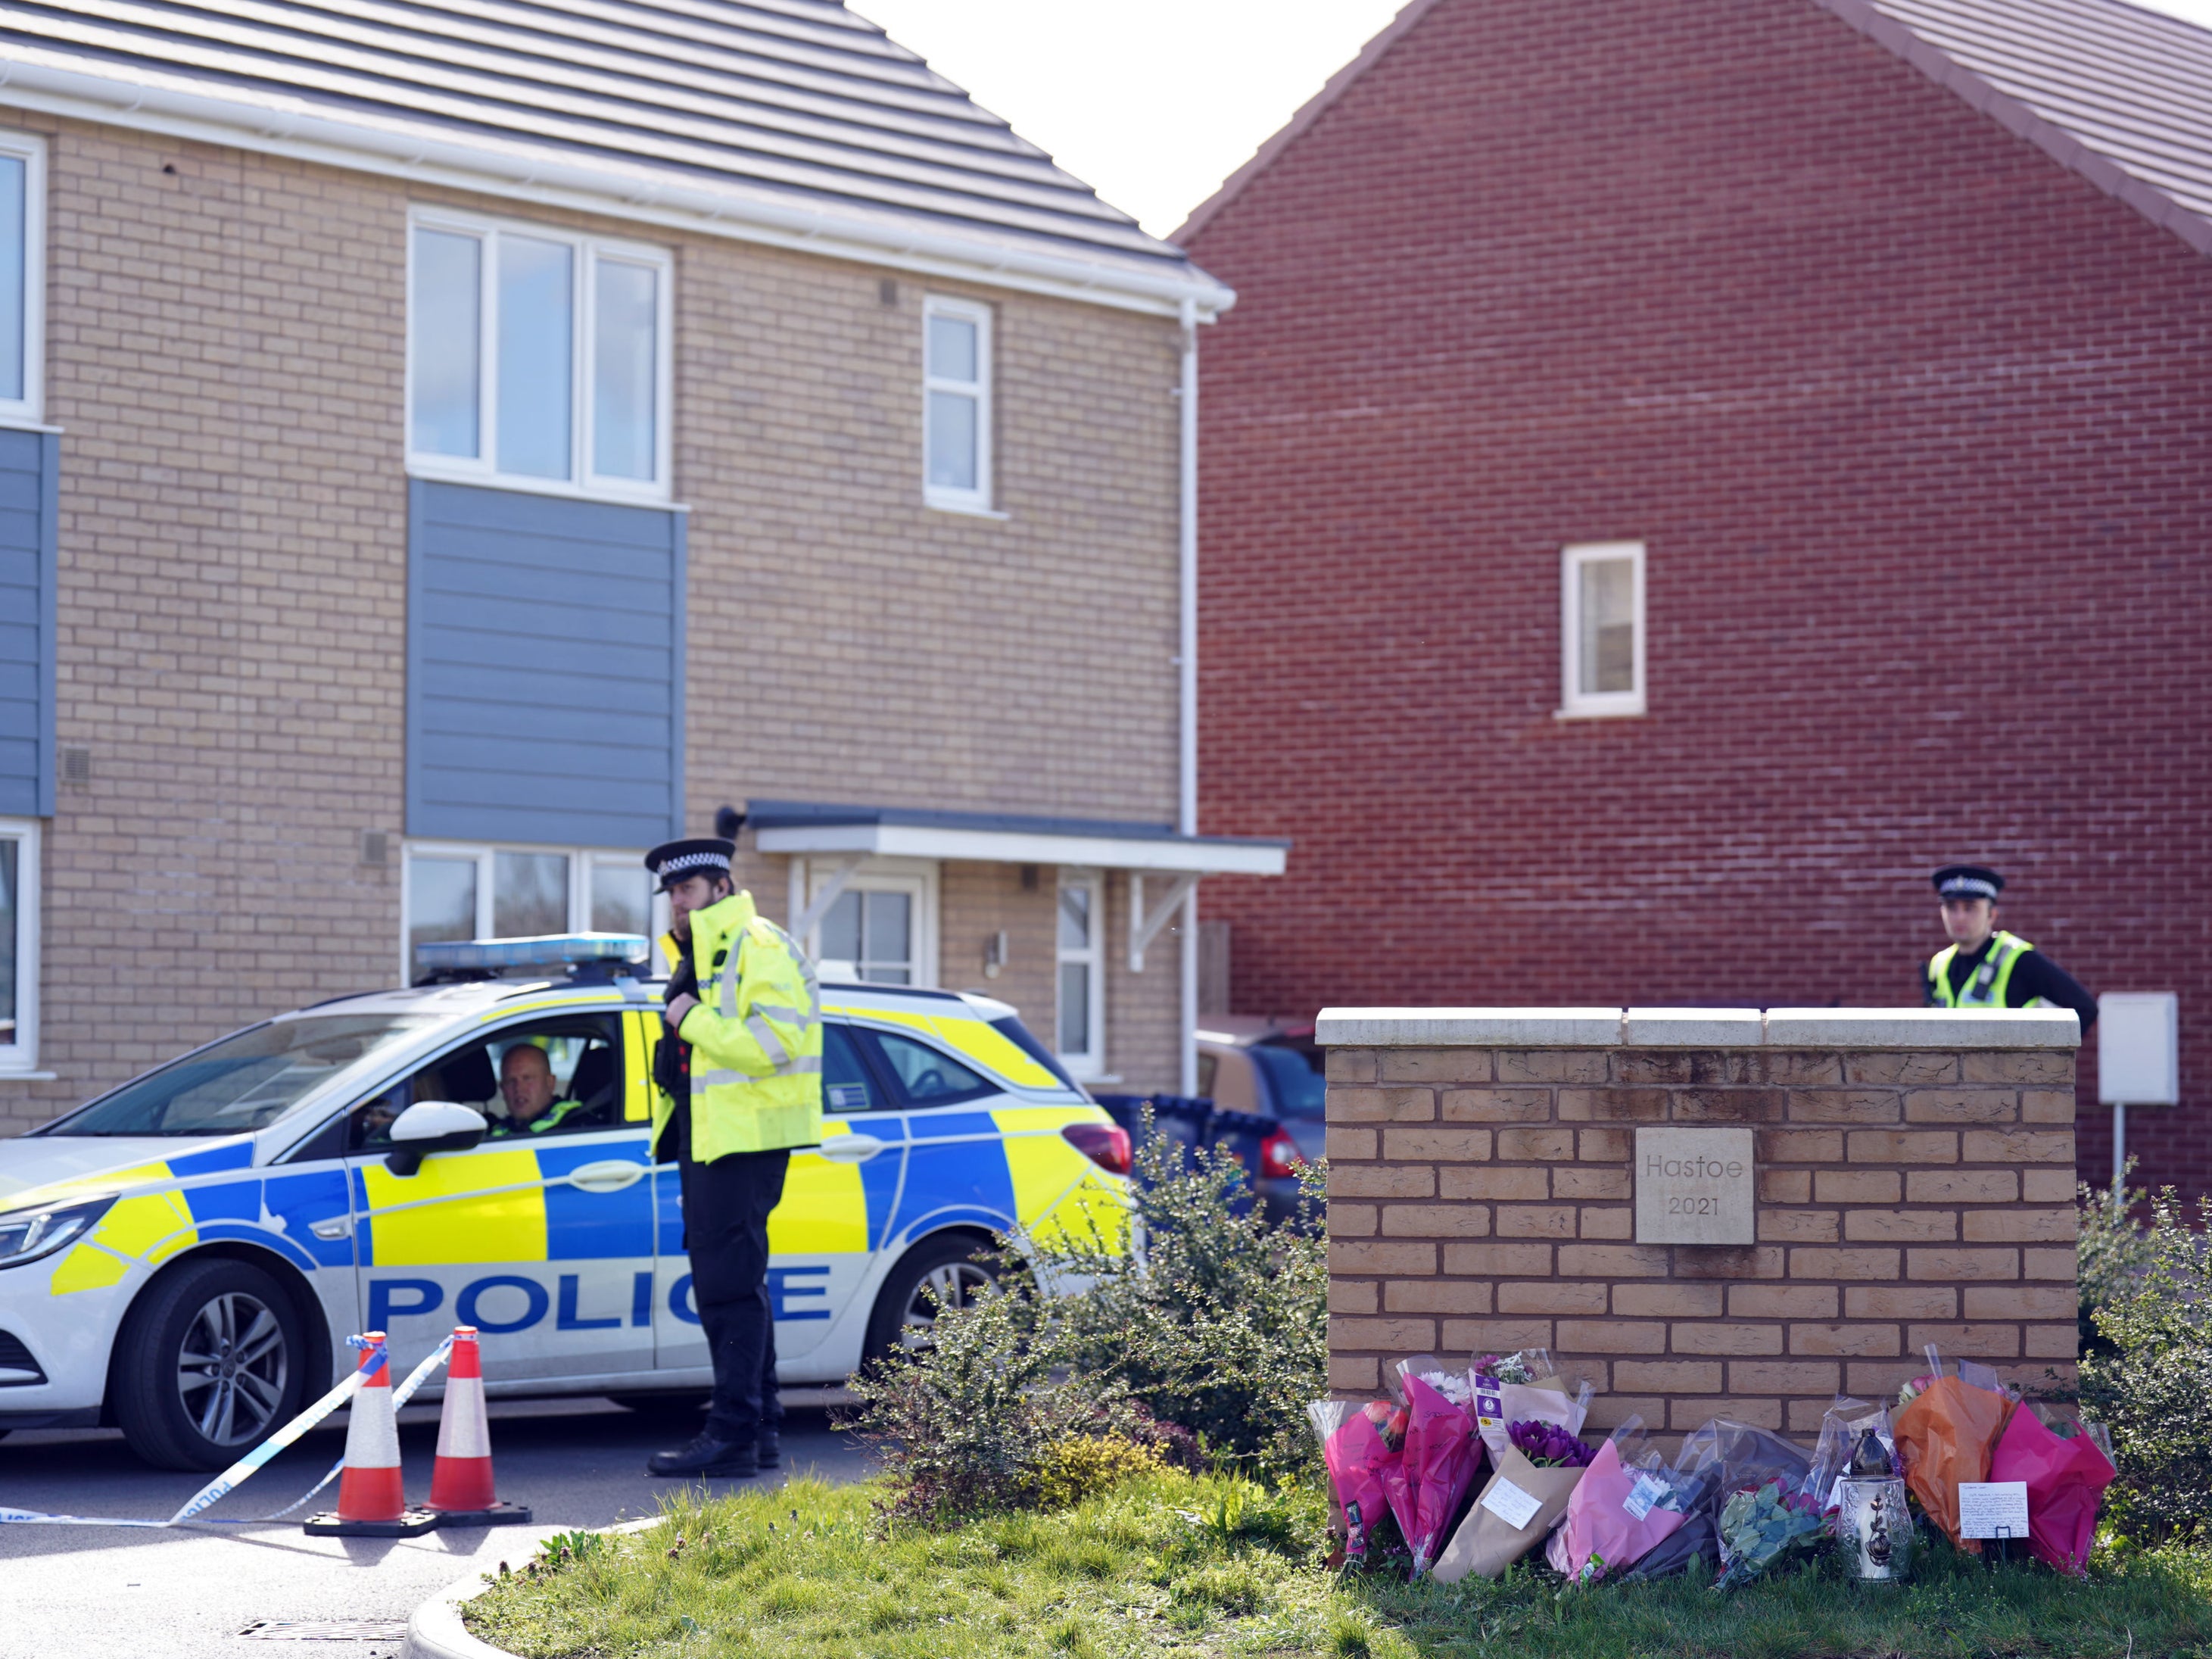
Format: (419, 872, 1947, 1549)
(852, 0, 2212, 239)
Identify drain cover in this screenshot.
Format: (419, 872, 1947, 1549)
(238, 1619, 411, 1641)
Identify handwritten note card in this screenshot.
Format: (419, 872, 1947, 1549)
(1958, 1481, 2030, 1540)
(1480, 1477, 1544, 1530)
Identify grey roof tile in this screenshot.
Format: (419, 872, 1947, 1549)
(0, 0, 1202, 281)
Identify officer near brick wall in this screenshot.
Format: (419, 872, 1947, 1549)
(1923, 864, 2098, 1031)
(641, 829, 824, 1480)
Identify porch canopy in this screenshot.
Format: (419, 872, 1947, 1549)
(746, 799, 1288, 965)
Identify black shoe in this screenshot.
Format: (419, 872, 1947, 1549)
(647, 1433, 759, 1479)
(757, 1427, 780, 1469)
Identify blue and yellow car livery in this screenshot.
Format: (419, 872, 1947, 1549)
(0, 975, 1127, 1467)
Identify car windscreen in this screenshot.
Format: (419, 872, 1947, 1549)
(1250, 1041, 1327, 1119)
(45, 1015, 441, 1137)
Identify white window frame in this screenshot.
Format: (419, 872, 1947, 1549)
(404, 207, 674, 504)
(1055, 868, 1107, 1081)
(0, 133, 47, 429)
(1559, 540, 1647, 719)
(922, 294, 995, 515)
(797, 857, 939, 989)
(399, 838, 664, 981)
(0, 818, 41, 1077)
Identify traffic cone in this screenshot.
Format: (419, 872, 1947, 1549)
(426, 1327, 530, 1526)
(304, 1333, 439, 1537)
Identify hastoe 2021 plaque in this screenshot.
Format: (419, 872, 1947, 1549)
(1634, 1126, 1756, 1245)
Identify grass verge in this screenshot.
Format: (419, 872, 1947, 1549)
(463, 1471, 2212, 1659)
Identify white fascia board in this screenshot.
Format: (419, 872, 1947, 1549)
(0, 52, 1236, 322)
(753, 822, 1286, 876)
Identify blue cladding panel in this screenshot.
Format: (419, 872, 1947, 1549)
(0, 431, 56, 817)
(407, 480, 684, 847)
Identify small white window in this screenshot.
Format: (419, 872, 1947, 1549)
(805, 863, 936, 987)
(0, 134, 46, 426)
(1055, 870, 1106, 1079)
(1560, 541, 1647, 718)
(407, 210, 671, 501)
(0, 819, 39, 1074)
(401, 840, 661, 980)
(924, 295, 992, 512)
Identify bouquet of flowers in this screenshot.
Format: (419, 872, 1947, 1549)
(1470, 1349, 1548, 1386)
(1509, 1418, 1597, 1468)
(1432, 1417, 1595, 1583)
(1546, 1420, 1695, 1586)
(1316, 1399, 1408, 1564)
(1379, 1374, 1480, 1576)
(1714, 1477, 1830, 1589)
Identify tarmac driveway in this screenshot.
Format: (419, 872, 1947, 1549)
(0, 1395, 877, 1659)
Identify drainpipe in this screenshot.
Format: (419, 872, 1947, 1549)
(1178, 297, 1201, 1096)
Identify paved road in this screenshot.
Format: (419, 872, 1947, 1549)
(0, 1395, 877, 1659)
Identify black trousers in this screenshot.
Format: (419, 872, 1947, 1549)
(679, 1146, 789, 1444)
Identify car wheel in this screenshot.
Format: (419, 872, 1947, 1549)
(113, 1258, 307, 1472)
(860, 1234, 995, 1368)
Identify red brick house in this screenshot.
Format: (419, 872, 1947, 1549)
(1180, 0, 2212, 1197)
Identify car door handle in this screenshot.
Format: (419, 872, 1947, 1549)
(565, 1160, 646, 1193)
(817, 1134, 886, 1165)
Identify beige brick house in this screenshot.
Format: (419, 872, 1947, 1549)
(0, 1, 1282, 1129)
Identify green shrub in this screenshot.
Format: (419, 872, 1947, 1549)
(1033, 1434, 1169, 1509)
(845, 1254, 1140, 1526)
(2080, 1189, 2212, 1542)
(1044, 1127, 1327, 1477)
(848, 1122, 1328, 1524)
(2077, 1160, 2154, 1357)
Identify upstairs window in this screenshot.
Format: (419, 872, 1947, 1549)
(402, 840, 664, 981)
(924, 295, 993, 512)
(1560, 541, 1646, 718)
(0, 133, 45, 425)
(407, 212, 670, 499)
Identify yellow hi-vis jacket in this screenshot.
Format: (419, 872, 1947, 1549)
(655, 890, 824, 1162)
(1927, 930, 2039, 1009)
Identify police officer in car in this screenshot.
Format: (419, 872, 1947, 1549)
(642, 828, 823, 1480)
(1923, 864, 2098, 1030)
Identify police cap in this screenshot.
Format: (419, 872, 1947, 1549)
(645, 837, 734, 892)
(1933, 864, 2005, 902)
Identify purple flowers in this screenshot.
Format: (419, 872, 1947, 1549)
(1509, 1419, 1597, 1469)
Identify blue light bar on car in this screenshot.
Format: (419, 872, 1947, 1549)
(413, 933, 651, 970)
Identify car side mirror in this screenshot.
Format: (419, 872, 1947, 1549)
(384, 1100, 489, 1177)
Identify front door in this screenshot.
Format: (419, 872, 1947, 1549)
(347, 1010, 656, 1383)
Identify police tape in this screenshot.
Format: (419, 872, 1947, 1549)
(0, 1333, 454, 1530)
(255, 1333, 454, 1521)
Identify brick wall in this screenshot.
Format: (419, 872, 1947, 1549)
(0, 112, 1186, 1126)
(1182, 0, 2212, 1199)
(1323, 1009, 2080, 1439)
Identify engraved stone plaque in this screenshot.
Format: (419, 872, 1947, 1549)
(1634, 1126, 1756, 1245)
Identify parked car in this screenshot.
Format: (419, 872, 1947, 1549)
(1091, 1090, 1303, 1221)
(1197, 1020, 1327, 1168)
(0, 938, 1129, 1470)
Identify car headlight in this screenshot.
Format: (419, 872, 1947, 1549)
(0, 1196, 117, 1269)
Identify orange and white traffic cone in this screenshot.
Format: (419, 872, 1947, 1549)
(304, 1333, 439, 1537)
(426, 1327, 530, 1526)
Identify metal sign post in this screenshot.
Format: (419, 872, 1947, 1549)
(2097, 993, 2179, 1190)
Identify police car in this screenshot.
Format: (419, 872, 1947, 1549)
(0, 937, 1132, 1470)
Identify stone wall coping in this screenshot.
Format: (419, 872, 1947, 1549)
(1314, 1008, 1625, 1047)
(1314, 1006, 2082, 1049)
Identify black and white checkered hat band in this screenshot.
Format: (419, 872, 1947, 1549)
(658, 850, 729, 877)
(1939, 876, 1997, 900)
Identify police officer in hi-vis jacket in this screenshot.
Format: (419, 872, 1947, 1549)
(642, 830, 824, 1480)
(1922, 864, 2097, 1031)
